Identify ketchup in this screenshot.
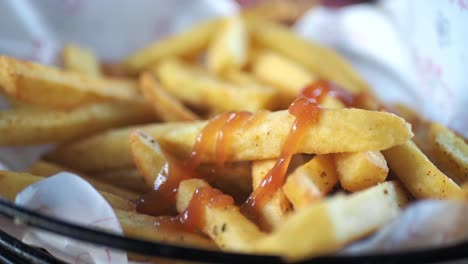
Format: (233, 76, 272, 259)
(153, 187, 234, 233)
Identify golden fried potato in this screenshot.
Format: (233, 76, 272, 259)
(62, 44, 101, 76)
(0, 101, 155, 146)
(46, 108, 412, 171)
(383, 141, 464, 200)
(428, 122, 468, 184)
(177, 179, 265, 252)
(246, 17, 368, 93)
(335, 151, 388, 192)
(254, 181, 408, 260)
(283, 154, 338, 209)
(0, 56, 141, 109)
(124, 19, 220, 72)
(206, 16, 248, 74)
(154, 58, 277, 112)
(139, 72, 199, 121)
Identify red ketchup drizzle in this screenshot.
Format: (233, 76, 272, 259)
(154, 187, 234, 232)
(136, 112, 252, 218)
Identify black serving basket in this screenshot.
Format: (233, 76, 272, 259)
(1, 198, 468, 264)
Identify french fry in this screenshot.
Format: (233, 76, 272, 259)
(428, 122, 468, 184)
(383, 141, 464, 200)
(99, 192, 135, 212)
(62, 44, 101, 76)
(124, 19, 220, 72)
(0, 55, 141, 109)
(177, 179, 264, 252)
(90, 168, 150, 193)
(130, 130, 169, 188)
(334, 151, 388, 192)
(0, 101, 155, 146)
(46, 108, 413, 171)
(139, 72, 199, 122)
(251, 159, 291, 231)
(154, 58, 277, 112)
(246, 16, 369, 93)
(130, 131, 253, 201)
(0, 170, 134, 211)
(254, 181, 408, 260)
(206, 16, 248, 74)
(252, 50, 316, 101)
(115, 209, 217, 249)
(27, 161, 139, 200)
(283, 154, 338, 209)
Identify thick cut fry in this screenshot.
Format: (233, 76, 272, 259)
(0, 56, 141, 109)
(252, 50, 316, 100)
(124, 19, 219, 72)
(251, 160, 291, 231)
(383, 141, 464, 200)
(246, 17, 369, 93)
(254, 181, 408, 260)
(0, 101, 155, 146)
(130, 131, 252, 201)
(46, 108, 413, 171)
(62, 44, 101, 76)
(283, 154, 338, 209)
(177, 179, 264, 252)
(130, 130, 169, 188)
(27, 161, 138, 200)
(139, 72, 199, 121)
(115, 209, 217, 249)
(335, 151, 388, 192)
(206, 16, 248, 74)
(154, 58, 276, 112)
(0, 171, 134, 211)
(91, 168, 150, 193)
(428, 122, 468, 184)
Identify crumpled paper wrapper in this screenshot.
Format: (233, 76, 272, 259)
(0, 0, 467, 263)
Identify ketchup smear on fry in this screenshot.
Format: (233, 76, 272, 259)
(136, 79, 386, 229)
(136, 111, 253, 216)
(153, 187, 234, 233)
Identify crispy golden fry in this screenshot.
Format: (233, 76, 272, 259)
(335, 151, 388, 192)
(254, 181, 408, 260)
(62, 44, 101, 76)
(0, 170, 42, 200)
(99, 192, 135, 211)
(177, 179, 264, 252)
(139, 72, 199, 121)
(0, 101, 155, 146)
(0, 170, 134, 211)
(383, 141, 464, 200)
(154, 58, 277, 112)
(246, 17, 368, 93)
(115, 209, 217, 249)
(124, 19, 220, 72)
(251, 159, 291, 231)
(242, 0, 317, 24)
(206, 16, 248, 74)
(428, 122, 468, 184)
(252, 50, 316, 100)
(27, 161, 138, 200)
(90, 168, 150, 193)
(45, 122, 186, 171)
(197, 162, 253, 203)
(46, 108, 412, 171)
(0, 56, 141, 109)
(130, 131, 252, 200)
(130, 130, 169, 188)
(283, 154, 338, 209)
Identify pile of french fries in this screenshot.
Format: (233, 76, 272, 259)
(0, 12, 467, 263)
